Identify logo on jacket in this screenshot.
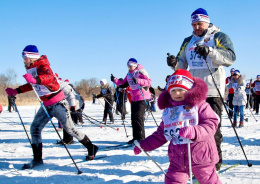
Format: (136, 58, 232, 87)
(204, 37, 210, 43)
(183, 105, 191, 112)
(170, 107, 180, 120)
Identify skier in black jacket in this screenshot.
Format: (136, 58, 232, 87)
(95, 79, 114, 124)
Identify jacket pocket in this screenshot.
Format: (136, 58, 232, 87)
(192, 139, 218, 165)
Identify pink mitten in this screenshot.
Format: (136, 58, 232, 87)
(5, 88, 18, 96)
(134, 146, 142, 155)
(23, 73, 37, 84)
(179, 126, 196, 139)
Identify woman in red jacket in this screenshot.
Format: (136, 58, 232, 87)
(5, 45, 98, 169)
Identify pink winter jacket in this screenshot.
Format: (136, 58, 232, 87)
(114, 64, 152, 102)
(140, 77, 219, 169)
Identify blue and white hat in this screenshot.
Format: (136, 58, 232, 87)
(127, 58, 138, 67)
(22, 45, 40, 59)
(233, 70, 240, 76)
(230, 68, 235, 72)
(191, 8, 210, 24)
(257, 75, 260, 79)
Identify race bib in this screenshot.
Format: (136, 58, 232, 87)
(162, 105, 198, 145)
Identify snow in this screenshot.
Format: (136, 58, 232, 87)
(1, 100, 260, 184)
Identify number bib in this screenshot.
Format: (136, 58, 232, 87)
(162, 105, 198, 145)
(127, 71, 140, 90)
(186, 34, 216, 69)
(27, 67, 59, 97)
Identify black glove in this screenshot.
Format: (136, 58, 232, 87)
(132, 77, 138, 84)
(166, 53, 177, 68)
(70, 106, 76, 112)
(111, 74, 115, 82)
(195, 45, 209, 58)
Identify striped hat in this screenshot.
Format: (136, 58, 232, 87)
(167, 69, 194, 93)
(191, 8, 210, 24)
(22, 45, 40, 59)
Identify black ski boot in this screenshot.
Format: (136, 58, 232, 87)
(56, 129, 74, 145)
(22, 143, 43, 169)
(80, 136, 98, 160)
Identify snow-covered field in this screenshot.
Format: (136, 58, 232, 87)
(1, 100, 260, 184)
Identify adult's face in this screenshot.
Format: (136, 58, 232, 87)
(192, 21, 209, 36)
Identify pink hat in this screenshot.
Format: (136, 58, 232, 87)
(167, 69, 194, 93)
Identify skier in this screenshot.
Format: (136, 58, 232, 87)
(92, 93, 96, 104)
(149, 87, 156, 112)
(251, 75, 260, 115)
(114, 82, 127, 120)
(94, 79, 114, 124)
(134, 69, 221, 184)
(226, 68, 235, 118)
(245, 83, 252, 109)
(227, 70, 246, 127)
(111, 58, 152, 144)
(56, 77, 85, 145)
(158, 75, 170, 91)
(5, 45, 98, 169)
(8, 96, 16, 112)
(166, 8, 236, 171)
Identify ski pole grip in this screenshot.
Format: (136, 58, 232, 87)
(134, 140, 142, 149)
(183, 119, 190, 127)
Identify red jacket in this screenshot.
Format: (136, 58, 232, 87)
(251, 80, 260, 95)
(16, 55, 65, 106)
(226, 76, 234, 94)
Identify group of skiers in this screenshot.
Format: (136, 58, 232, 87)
(5, 7, 257, 184)
(225, 68, 260, 128)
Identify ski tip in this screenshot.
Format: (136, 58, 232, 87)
(117, 128, 119, 131)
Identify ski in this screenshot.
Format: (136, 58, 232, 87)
(101, 143, 134, 151)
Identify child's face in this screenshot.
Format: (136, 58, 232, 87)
(170, 89, 187, 101)
(23, 58, 33, 67)
(128, 65, 136, 71)
(232, 74, 239, 80)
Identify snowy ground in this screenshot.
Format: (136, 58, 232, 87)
(1, 100, 260, 184)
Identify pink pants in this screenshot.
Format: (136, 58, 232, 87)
(165, 163, 222, 184)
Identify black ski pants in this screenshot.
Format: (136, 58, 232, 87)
(255, 94, 260, 113)
(228, 93, 234, 118)
(206, 97, 223, 170)
(131, 100, 147, 140)
(103, 100, 114, 122)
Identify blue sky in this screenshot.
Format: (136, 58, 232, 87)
(1, 0, 259, 87)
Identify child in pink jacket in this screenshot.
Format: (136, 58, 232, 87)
(111, 58, 152, 144)
(134, 69, 221, 184)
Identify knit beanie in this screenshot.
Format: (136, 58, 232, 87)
(191, 8, 210, 24)
(22, 45, 40, 59)
(230, 68, 235, 72)
(127, 58, 138, 67)
(167, 69, 194, 93)
(257, 75, 260, 79)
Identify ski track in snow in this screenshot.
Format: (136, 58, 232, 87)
(0, 100, 260, 184)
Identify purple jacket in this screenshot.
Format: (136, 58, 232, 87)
(114, 64, 152, 102)
(140, 77, 219, 169)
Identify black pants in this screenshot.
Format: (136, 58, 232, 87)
(246, 94, 252, 109)
(131, 100, 147, 140)
(228, 94, 234, 118)
(206, 97, 223, 170)
(103, 100, 114, 122)
(255, 95, 260, 113)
